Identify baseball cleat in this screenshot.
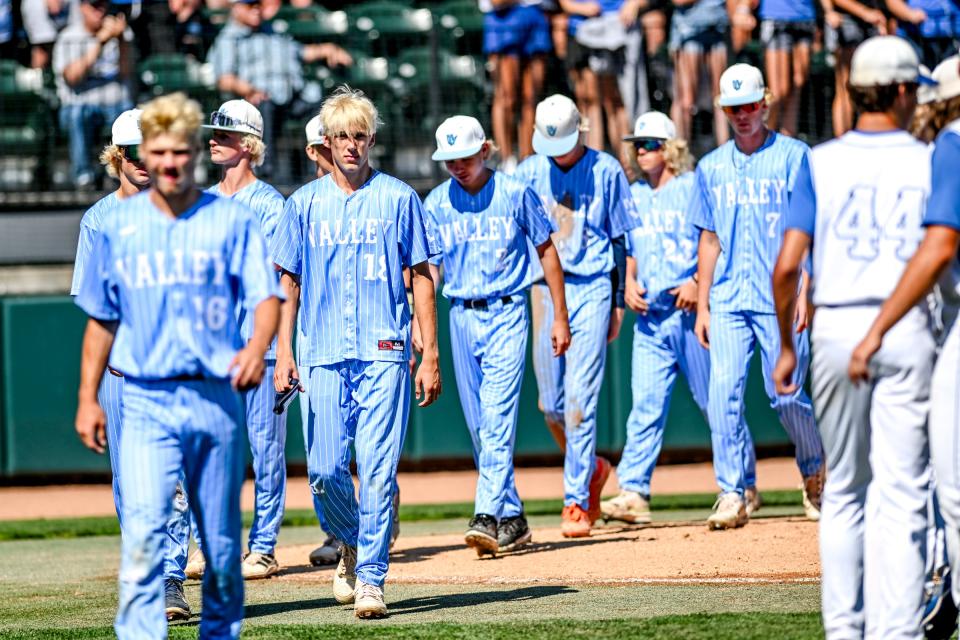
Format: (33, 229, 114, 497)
(561, 504, 592, 538)
(390, 486, 401, 552)
(241, 552, 279, 580)
(333, 545, 358, 604)
(600, 490, 651, 524)
(465, 514, 499, 557)
(587, 456, 613, 523)
(802, 467, 825, 521)
(707, 492, 748, 530)
(185, 549, 205, 580)
(498, 513, 533, 552)
(354, 581, 388, 619)
(923, 569, 959, 640)
(745, 486, 763, 516)
(309, 535, 343, 566)
(164, 578, 191, 622)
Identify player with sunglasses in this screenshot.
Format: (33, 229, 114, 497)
(688, 63, 825, 530)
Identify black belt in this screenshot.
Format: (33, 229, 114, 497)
(459, 296, 514, 310)
(170, 372, 206, 381)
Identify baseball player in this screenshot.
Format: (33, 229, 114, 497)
(423, 115, 571, 556)
(772, 35, 934, 638)
(514, 94, 641, 538)
(73, 92, 280, 639)
(689, 62, 825, 530)
(600, 111, 759, 524)
(271, 86, 441, 619)
(846, 53, 960, 639)
(305, 114, 334, 179)
(71, 108, 193, 622)
(182, 99, 287, 581)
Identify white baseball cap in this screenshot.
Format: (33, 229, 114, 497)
(305, 114, 324, 146)
(431, 115, 486, 161)
(850, 35, 935, 87)
(933, 55, 960, 102)
(111, 109, 142, 146)
(918, 65, 938, 104)
(718, 64, 766, 107)
(624, 111, 676, 141)
(202, 99, 264, 137)
(533, 94, 582, 157)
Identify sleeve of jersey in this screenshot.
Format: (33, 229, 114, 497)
(233, 213, 283, 312)
(786, 144, 812, 192)
(269, 195, 303, 275)
(518, 186, 555, 247)
(257, 190, 286, 248)
(605, 167, 642, 237)
(74, 231, 121, 321)
(70, 221, 96, 296)
(785, 153, 817, 237)
(422, 196, 444, 267)
(687, 166, 715, 232)
(400, 191, 437, 267)
(925, 133, 960, 230)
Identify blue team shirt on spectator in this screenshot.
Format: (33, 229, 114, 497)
(760, 0, 816, 22)
(423, 171, 554, 300)
(567, 0, 624, 34)
(270, 171, 436, 366)
(924, 127, 960, 231)
(688, 132, 810, 313)
(515, 148, 640, 280)
(626, 173, 699, 312)
(207, 179, 284, 359)
(72, 191, 121, 296)
(75, 191, 280, 380)
(897, 0, 960, 39)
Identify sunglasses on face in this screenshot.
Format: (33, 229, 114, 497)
(633, 139, 664, 152)
(721, 101, 764, 116)
(119, 145, 140, 162)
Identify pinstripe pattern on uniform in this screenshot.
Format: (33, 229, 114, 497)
(117, 378, 246, 640)
(301, 361, 409, 587)
(530, 276, 611, 509)
(72, 192, 120, 295)
(423, 170, 553, 520)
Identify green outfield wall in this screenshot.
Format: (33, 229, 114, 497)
(0, 295, 792, 478)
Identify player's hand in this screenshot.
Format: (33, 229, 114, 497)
(625, 279, 648, 314)
(773, 348, 799, 395)
(408, 354, 417, 377)
(607, 307, 624, 344)
(619, 0, 640, 27)
(552, 317, 572, 356)
(848, 331, 881, 385)
(317, 43, 353, 68)
(76, 398, 107, 454)
(230, 345, 266, 391)
(246, 89, 269, 106)
(794, 293, 810, 334)
(411, 316, 424, 354)
(695, 308, 710, 349)
(670, 279, 698, 313)
(415, 355, 442, 407)
(97, 14, 126, 43)
(274, 352, 301, 393)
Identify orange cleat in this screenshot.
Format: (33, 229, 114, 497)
(561, 504, 592, 538)
(587, 456, 613, 523)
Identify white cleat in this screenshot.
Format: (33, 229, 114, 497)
(745, 486, 763, 516)
(600, 490, 652, 524)
(354, 581, 388, 619)
(332, 545, 358, 604)
(707, 492, 749, 530)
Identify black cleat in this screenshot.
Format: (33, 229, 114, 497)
(924, 569, 959, 640)
(465, 514, 499, 557)
(164, 578, 191, 622)
(497, 513, 533, 552)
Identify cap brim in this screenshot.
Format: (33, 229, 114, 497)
(201, 124, 262, 137)
(918, 73, 938, 86)
(431, 143, 484, 161)
(717, 89, 765, 107)
(307, 138, 324, 146)
(113, 137, 142, 146)
(532, 129, 579, 157)
(623, 134, 669, 142)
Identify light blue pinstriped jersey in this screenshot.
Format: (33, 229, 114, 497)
(515, 148, 641, 279)
(72, 191, 121, 296)
(423, 171, 554, 300)
(627, 172, 699, 312)
(270, 171, 436, 366)
(208, 179, 284, 359)
(688, 132, 809, 313)
(75, 190, 280, 380)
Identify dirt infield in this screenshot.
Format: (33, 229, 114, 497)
(273, 516, 820, 587)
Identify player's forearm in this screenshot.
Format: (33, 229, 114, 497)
(772, 258, 802, 352)
(611, 234, 627, 309)
(411, 262, 440, 361)
(883, 0, 914, 20)
(78, 318, 116, 403)
(696, 231, 720, 311)
(539, 240, 569, 321)
(276, 272, 300, 358)
(248, 297, 280, 355)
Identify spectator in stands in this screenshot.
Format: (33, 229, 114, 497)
(207, 0, 351, 179)
(482, 0, 553, 172)
(52, 0, 133, 188)
(669, 0, 730, 146)
(618, 0, 652, 126)
(133, 0, 215, 61)
(561, 0, 631, 166)
(728, 0, 755, 58)
(887, 0, 960, 69)
(21, 0, 77, 68)
(821, 0, 887, 135)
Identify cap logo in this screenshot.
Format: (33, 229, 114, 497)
(446, 133, 457, 146)
(546, 125, 557, 136)
(732, 80, 743, 90)
(638, 122, 645, 130)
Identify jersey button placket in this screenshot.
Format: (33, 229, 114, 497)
(342, 197, 357, 359)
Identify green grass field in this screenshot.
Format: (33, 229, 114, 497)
(0, 491, 824, 639)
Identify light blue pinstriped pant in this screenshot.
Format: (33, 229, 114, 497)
(617, 307, 758, 496)
(707, 310, 823, 495)
(192, 361, 287, 555)
(449, 297, 527, 520)
(115, 378, 245, 640)
(100, 371, 190, 583)
(531, 275, 611, 510)
(301, 360, 408, 587)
